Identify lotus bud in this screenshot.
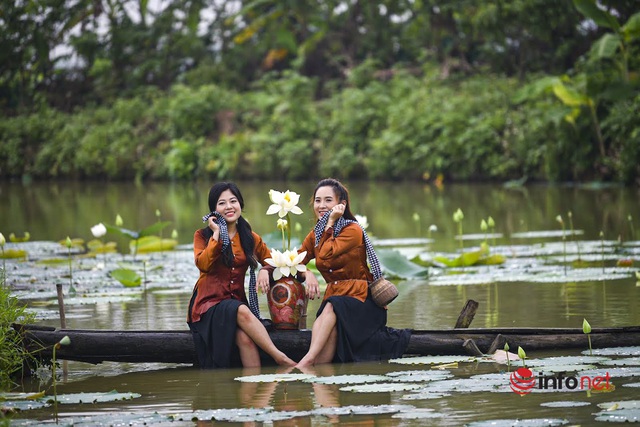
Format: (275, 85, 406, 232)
(582, 318, 592, 334)
(155, 209, 161, 218)
(59, 336, 71, 346)
(556, 215, 563, 224)
(294, 222, 302, 232)
(115, 214, 124, 227)
(0, 232, 5, 247)
(277, 218, 288, 230)
(487, 216, 495, 228)
(65, 236, 72, 248)
(567, 211, 572, 219)
(429, 224, 437, 233)
(517, 346, 526, 360)
(504, 342, 509, 352)
(171, 229, 178, 239)
(412, 213, 420, 222)
(481, 219, 488, 232)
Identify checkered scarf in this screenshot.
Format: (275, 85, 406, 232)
(314, 211, 383, 280)
(203, 211, 260, 319)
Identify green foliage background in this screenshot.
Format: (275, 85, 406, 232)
(0, 0, 639, 184)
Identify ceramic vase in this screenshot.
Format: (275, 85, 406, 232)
(267, 276, 308, 330)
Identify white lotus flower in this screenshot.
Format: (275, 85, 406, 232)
(266, 190, 303, 218)
(91, 223, 107, 238)
(265, 248, 307, 280)
(355, 215, 368, 229)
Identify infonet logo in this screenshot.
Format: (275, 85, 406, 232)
(509, 368, 612, 395)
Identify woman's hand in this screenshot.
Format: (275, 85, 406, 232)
(328, 203, 345, 222)
(257, 269, 271, 294)
(207, 216, 220, 233)
(304, 270, 320, 300)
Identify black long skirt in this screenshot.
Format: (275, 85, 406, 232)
(318, 295, 411, 363)
(188, 299, 244, 369)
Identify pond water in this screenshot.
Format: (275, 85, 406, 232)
(1, 180, 640, 426)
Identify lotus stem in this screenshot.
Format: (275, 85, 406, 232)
(556, 215, 566, 275)
(600, 231, 605, 274)
(583, 319, 592, 356)
(629, 215, 635, 241)
(568, 211, 581, 262)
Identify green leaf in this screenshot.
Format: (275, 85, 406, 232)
(573, 0, 620, 31)
(552, 82, 590, 107)
(139, 221, 172, 238)
(622, 12, 640, 40)
(590, 33, 621, 60)
(110, 268, 142, 287)
(105, 224, 139, 240)
(131, 236, 177, 253)
(376, 248, 429, 279)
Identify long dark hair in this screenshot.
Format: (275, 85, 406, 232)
(202, 182, 257, 269)
(312, 178, 357, 221)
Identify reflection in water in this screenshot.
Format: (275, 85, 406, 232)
(3, 181, 640, 425)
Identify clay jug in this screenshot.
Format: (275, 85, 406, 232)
(267, 276, 308, 330)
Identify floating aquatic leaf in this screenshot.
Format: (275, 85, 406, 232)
(585, 347, 640, 357)
(390, 355, 476, 365)
(340, 383, 423, 393)
(0, 399, 49, 411)
(601, 357, 640, 366)
(110, 268, 142, 287)
(303, 374, 388, 385)
(511, 230, 583, 239)
(465, 418, 569, 426)
(540, 401, 591, 408)
(41, 390, 141, 404)
(0, 391, 45, 401)
(385, 370, 453, 382)
(0, 248, 27, 259)
(594, 408, 640, 422)
(624, 382, 640, 388)
(234, 373, 315, 383)
(597, 400, 640, 410)
(527, 356, 611, 366)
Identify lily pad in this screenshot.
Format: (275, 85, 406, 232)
(585, 347, 640, 357)
(109, 268, 142, 287)
(340, 383, 423, 393)
(511, 230, 583, 239)
(601, 357, 640, 366)
(594, 409, 640, 423)
(40, 390, 141, 404)
(540, 401, 591, 408)
(465, 418, 569, 426)
(389, 355, 476, 365)
(385, 370, 453, 382)
(234, 373, 315, 383)
(303, 374, 388, 385)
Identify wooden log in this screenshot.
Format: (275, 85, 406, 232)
(14, 324, 640, 365)
(454, 299, 479, 328)
(487, 334, 506, 355)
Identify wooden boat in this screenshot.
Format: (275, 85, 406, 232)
(13, 323, 640, 365)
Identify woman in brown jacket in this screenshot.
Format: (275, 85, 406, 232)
(295, 178, 411, 368)
(188, 182, 296, 369)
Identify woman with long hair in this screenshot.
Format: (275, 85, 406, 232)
(187, 182, 296, 369)
(295, 178, 411, 367)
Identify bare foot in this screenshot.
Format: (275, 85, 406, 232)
(275, 352, 296, 367)
(295, 356, 315, 369)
